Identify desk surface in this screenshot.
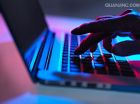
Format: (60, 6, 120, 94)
(0, 14, 140, 104)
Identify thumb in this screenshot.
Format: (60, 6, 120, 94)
(112, 40, 140, 56)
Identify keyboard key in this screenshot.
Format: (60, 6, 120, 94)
(61, 34, 69, 72)
(118, 62, 133, 71)
(118, 62, 135, 77)
(121, 70, 135, 77)
(62, 57, 68, 60)
(108, 70, 120, 76)
(62, 67, 68, 72)
(101, 53, 121, 76)
(95, 64, 107, 74)
(70, 67, 81, 72)
(114, 56, 135, 77)
(96, 57, 104, 64)
(81, 57, 94, 73)
(104, 56, 120, 75)
(118, 61, 129, 65)
(70, 35, 80, 72)
(70, 55, 81, 72)
(108, 67, 120, 76)
(96, 68, 107, 74)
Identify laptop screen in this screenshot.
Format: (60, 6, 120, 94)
(0, 0, 48, 53)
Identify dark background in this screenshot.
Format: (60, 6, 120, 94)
(39, 0, 140, 19)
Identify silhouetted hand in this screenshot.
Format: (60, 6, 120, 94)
(71, 9, 140, 56)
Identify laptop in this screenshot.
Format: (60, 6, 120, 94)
(0, 0, 140, 92)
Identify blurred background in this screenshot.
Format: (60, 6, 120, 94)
(39, 0, 140, 19)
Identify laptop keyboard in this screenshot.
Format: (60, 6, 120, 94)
(62, 34, 135, 77)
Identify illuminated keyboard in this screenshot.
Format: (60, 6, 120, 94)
(62, 34, 135, 77)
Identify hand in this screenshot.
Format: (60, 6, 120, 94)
(71, 9, 140, 56)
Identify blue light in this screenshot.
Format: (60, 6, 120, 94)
(127, 55, 140, 61)
(24, 29, 47, 71)
(36, 95, 82, 104)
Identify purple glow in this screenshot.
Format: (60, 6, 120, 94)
(0, 14, 13, 43)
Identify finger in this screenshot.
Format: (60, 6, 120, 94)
(76, 16, 115, 53)
(120, 9, 134, 16)
(90, 44, 98, 52)
(103, 32, 136, 53)
(75, 33, 106, 55)
(103, 34, 113, 53)
(71, 17, 121, 35)
(112, 40, 140, 56)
